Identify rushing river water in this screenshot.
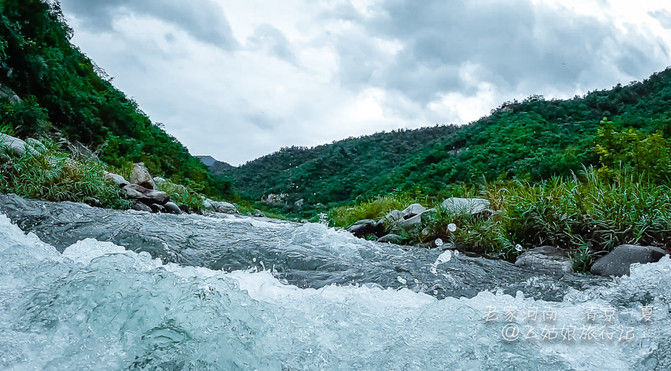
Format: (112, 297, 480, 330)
(0, 194, 669, 369)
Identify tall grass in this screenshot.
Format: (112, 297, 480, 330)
(329, 168, 671, 267)
(0, 139, 130, 208)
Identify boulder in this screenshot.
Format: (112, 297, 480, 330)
(397, 208, 436, 230)
(377, 234, 405, 244)
(262, 193, 287, 205)
(347, 219, 384, 238)
(153, 176, 166, 184)
(207, 200, 238, 214)
(130, 162, 156, 190)
(441, 197, 491, 215)
(0, 133, 28, 156)
(132, 202, 152, 212)
(515, 246, 573, 274)
(590, 245, 667, 277)
(150, 203, 166, 213)
(122, 184, 169, 205)
(163, 201, 182, 214)
(294, 198, 305, 209)
(253, 209, 266, 217)
(383, 210, 403, 224)
(401, 203, 426, 218)
(103, 171, 129, 188)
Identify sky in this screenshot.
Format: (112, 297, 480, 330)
(58, 0, 671, 165)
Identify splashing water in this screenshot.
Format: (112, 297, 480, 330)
(0, 197, 670, 369)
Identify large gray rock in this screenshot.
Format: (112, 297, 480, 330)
(515, 246, 573, 274)
(441, 197, 491, 215)
(590, 245, 667, 277)
(130, 162, 156, 190)
(122, 184, 169, 205)
(208, 200, 238, 214)
(163, 201, 182, 215)
(132, 202, 152, 212)
(401, 203, 426, 218)
(397, 208, 435, 230)
(0, 133, 28, 156)
(377, 234, 405, 244)
(347, 219, 384, 238)
(103, 171, 129, 188)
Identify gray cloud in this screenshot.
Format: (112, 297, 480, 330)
(60, 0, 238, 49)
(651, 10, 671, 29)
(327, 0, 667, 103)
(246, 24, 297, 64)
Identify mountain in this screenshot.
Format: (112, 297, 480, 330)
(196, 155, 235, 174)
(0, 0, 232, 199)
(223, 68, 671, 214)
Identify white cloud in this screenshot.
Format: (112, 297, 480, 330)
(60, 0, 671, 165)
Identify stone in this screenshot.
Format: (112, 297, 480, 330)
(0, 133, 28, 156)
(590, 245, 667, 277)
(153, 176, 166, 184)
(103, 171, 129, 188)
(208, 200, 238, 214)
(262, 193, 287, 205)
(347, 219, 384, 238)
(130, 162, 156, 190)
(294, 198, 305, 209)
(401, 203, 426, 218)
(397, 208, 435, 230)
(122, 184, 170, 205)
(163, 201, 182, 214)
(253, 209, 266, 217)
(441, 197, 491, 215)
(150, 203, 166, 213)
(132, 202, 152, 212)
(377, 234, 405, 244)
(515, 246, 573, 274)
(82, 197, 102, 208)
(384, 210, 403, 224)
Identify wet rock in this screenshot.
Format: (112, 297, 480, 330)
(130, 162, 156, 190)
(377, 234, 405, 244)
(441, 197, 491, 215)
(82, 197, 102, 208)
(150, 203, 166, 213)
(402, 203, 426, 218)
(132, 202, 152, 212)
(590, 245, 667, 277)
(163, 201, 182, 215)
(0, 133, 28, 156)
(122, 184, 169, 205)
(103, 171, 129, 188)
(515, 246, 573, 274)
(347, 219, 384, 238)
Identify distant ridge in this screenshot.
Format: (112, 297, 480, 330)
(196, 156, 235, 174)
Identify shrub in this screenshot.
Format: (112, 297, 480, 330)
(154, 178, 204, 211)
(0, 139, 130, 208)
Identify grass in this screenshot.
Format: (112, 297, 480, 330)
(0, 138, 131, 208)
(154, 178, 204, 211)
(329, 167, 671, 270)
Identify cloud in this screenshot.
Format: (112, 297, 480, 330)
(651, 9, 671, 29)
(57, 0, 671, 165)
(60, 0, 237, 49)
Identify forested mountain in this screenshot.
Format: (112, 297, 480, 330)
(224, 125, 457, 208)
(223, 68, 671, 214)
(0, 0, 232, 198)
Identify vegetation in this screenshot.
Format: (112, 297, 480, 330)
(0, 138, 130, 208)
(0, 0, 233, 201)
(330, 124, 671, 270)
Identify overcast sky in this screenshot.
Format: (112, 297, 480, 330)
(58, 0, 671, 165)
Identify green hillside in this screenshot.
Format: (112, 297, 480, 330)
(0, 0, 232, 199)
(223, 69, 671, 216)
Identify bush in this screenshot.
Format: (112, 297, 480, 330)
(0, 139, 130, 208)
(154, 178, 204, 211)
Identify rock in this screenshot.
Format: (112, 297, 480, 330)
(252, 209, 265, 217)
(122, 184, 169, 205)
(294, 198, 305, 209)
(207, 200, 237, 214)
(68, 140, 97, 160)
(347, 219, 384, 238)
(515, 246, 573, 274)
(150, 203, 166, 213)
(262, 193, 287, 205)
(383, 210, 403, 224)
(163, 201, 182, 214)
(132, 202, 152, 212)
(103, 171, 129, 188)
(377, 234, 405, 244)
(179, 204, 191, 214)
(590, 245, 667, 277)
(441, 197, 491, 215)
(0, 84, 22, 104)
(153, 176, 166, 184)
(401, 203, 426, 218)
(130, 162, 156, 190)
(0, 133, 28, 156)
(397, 208, 436, 230)
(82, 197, 102, 208)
